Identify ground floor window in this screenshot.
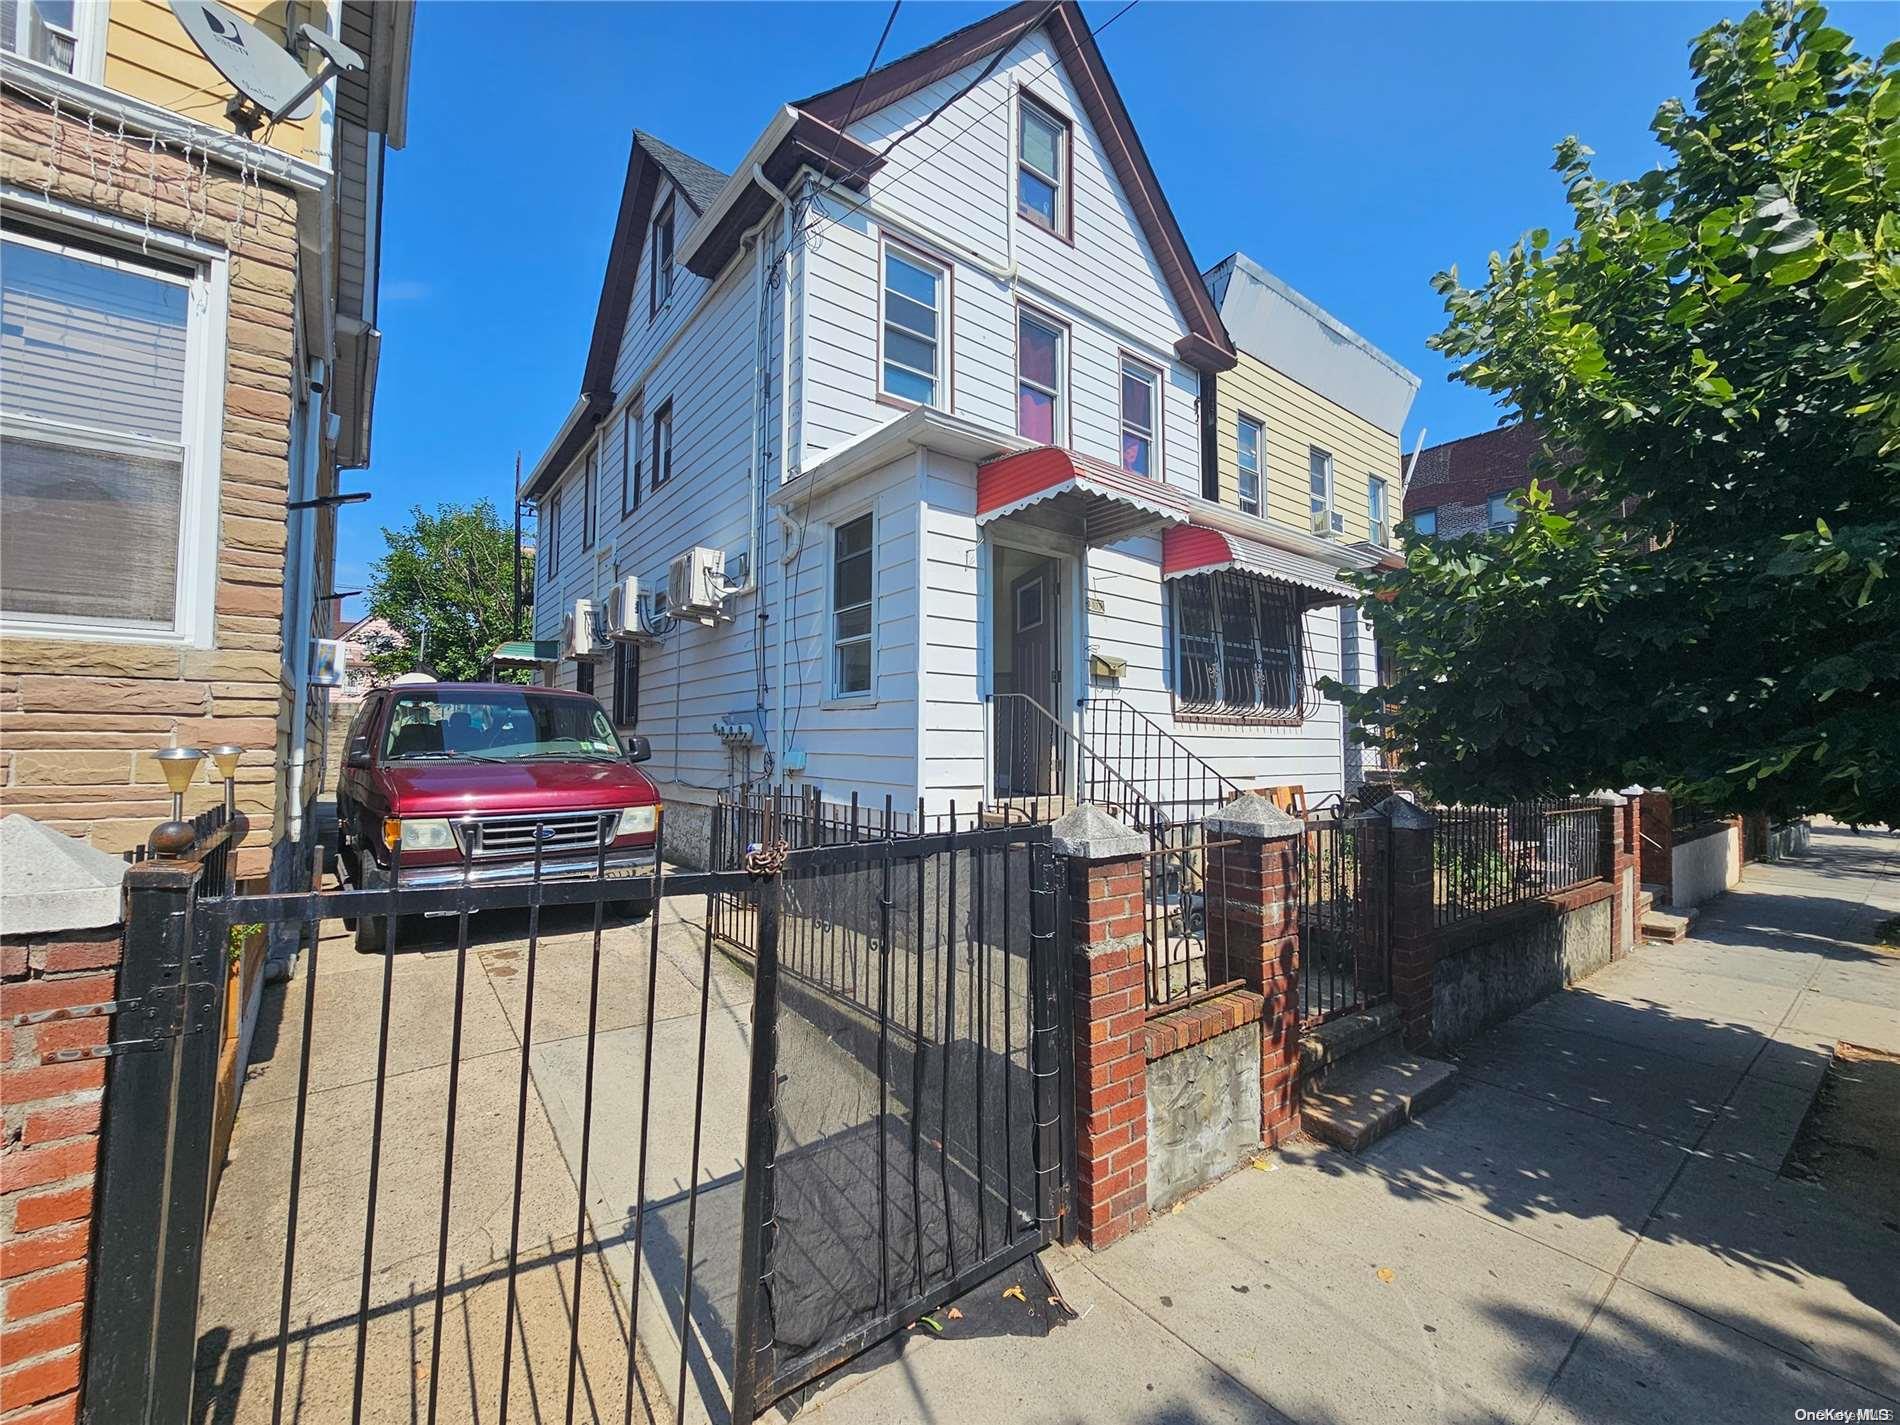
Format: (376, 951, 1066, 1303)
(831, 512, 874, 697)
(612, 642, 640, 725)
(1173, 570, 1303, 717)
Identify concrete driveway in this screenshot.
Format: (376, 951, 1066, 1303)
(798, 823, 1900, 1424)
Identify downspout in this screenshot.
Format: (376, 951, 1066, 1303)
(748, 163, 796, 777)
(283, 357, 327, 849)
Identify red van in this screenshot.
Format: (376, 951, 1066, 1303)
(334, 682, 660, 951)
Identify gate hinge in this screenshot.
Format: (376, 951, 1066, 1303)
(16, 981, 219, 1062)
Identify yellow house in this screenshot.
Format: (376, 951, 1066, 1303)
(0, 1, 412, 884)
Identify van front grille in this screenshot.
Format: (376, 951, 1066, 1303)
(459, 811, 613, 860)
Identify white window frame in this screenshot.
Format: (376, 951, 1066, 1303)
(1488, 493, 1517, 531)
(1118, 354, 1160, 477)
(1309, 446, 1338, 537)
(4, 1, 107, 85)
(1235, 413, 1264, 516)
(620, 403, 641, 516)
(828, 509, 876, 700)
(0, 192, 227, 647)
(1015, 305, 1066, 446)
(877, 236, 948, 409)
(1368, 475, 1390, 546)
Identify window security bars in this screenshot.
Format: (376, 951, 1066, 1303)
(1173, 570, 1305, 717)
(1432, 799, 1606, 927)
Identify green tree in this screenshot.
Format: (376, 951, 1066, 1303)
(1333, 2, 1900, 824)
(364, 501, 530, 684)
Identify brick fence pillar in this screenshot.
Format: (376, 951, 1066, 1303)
(1595, 789, 1638, 958)
(1638, 789, 1673, 900)
(1366, 797, 1438, 1051)
(1, 923, 123, 1425)
(1203, 795, 1305, 1147)
(1050, 805, 1149, 1249)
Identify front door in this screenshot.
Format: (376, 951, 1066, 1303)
(996, 558, 1061, 797)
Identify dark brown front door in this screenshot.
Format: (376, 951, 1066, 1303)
(998, 559, 1060, 797)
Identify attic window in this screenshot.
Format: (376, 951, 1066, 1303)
(1017, 94, 1068, 235)
(649, 195, 675, 317)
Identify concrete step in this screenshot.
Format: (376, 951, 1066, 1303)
(1299, 1001, 1400, 1083)
(1636, 889, 1655, 920)
(1301, 1048, 1458, 1154)
(1642, 908, 1693, 943)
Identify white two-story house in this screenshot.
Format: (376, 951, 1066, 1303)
(523, 0, 1416, 855)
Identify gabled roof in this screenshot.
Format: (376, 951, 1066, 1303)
(636, 129, 729, 214)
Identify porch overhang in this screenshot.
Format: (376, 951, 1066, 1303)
(975, 448, 1190, 545)
(1161, 524, 1361, 606)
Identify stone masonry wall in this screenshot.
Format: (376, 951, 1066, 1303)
(0, 926, 122, 1424)
(0, 93, 300, 879)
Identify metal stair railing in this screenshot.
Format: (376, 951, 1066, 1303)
(1079, 696, 1243, 827)
(985, 692, 1164, 833)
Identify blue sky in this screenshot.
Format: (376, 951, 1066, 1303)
(335, 0, 1886, 613)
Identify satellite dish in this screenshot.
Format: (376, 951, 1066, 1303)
(169, 0, 362, 134)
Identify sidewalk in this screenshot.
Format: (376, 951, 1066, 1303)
(798, 823, 1900, 1424)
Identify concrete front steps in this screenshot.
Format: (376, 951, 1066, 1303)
(1298, 1001, 1459, 1154)
(1639, 886, 1695, 943)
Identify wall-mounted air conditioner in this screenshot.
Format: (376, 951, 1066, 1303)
(561, 598, 608, 660)
(1311, 507, 1346, 537)
(604, 576, 658, 644)
(668, 546, 730, 624)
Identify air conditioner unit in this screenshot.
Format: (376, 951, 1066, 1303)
(604, 576, 658, 644)
(668, 545, 730, 624)
(1311, 507, 1346, 537)
(561, 598, 607, 660)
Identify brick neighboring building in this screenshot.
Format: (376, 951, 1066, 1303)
(1401, 422, 1576, 539)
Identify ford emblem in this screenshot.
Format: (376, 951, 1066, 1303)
(532, 825, 558, 843)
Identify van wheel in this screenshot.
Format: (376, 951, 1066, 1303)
(355, 912, 387, 954)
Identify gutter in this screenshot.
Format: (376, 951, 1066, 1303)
(676, 106, 800, 273)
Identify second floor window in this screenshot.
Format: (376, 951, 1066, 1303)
(1413, 507, 1438, 537)
(1017, 94, 1068, 233)
(832, 513, 874, 697)
(544, 493, 561, 581)
(650, 401, 673, 488)
(1120, 357, 1159, 476)
(621, 406, 641, 516)
(581, 447, 597, 550)
(1368, 476, 1389, 545)
(1488, 493, 1518, 531)
(1236, 415, 1263, 516)
(1174, 571, 1303, 718)
(1017, 309, 1064, 445)
(881, 245, 944, 407)
(1309, 447, 1338, 536)
(649, 196, 675, 317)
(4, 2, 92, 76)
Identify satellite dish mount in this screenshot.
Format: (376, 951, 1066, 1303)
(169, 0, 364, 137)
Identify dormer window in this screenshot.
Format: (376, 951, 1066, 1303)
(649, 195, 675, 317)
(1017, 94, 1068, 235)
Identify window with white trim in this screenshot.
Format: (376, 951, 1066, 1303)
(1017, 94, 1068, 234)
(1235, 415, 1263, 516)
(880, 244, 944, 407)
(2, 1, 103, 79)
(831, 512, 874, 697)
(1119, 356, 1159, 476)
(649, 195, 675, 316)
(1173, 571, 1304, 717)
(581, 447, 597, 549)
(1309, 446, 1339, 536)
(1368, 476, 1390, 545)
(1016, 308, 1064, 445)
(1, 226, 216, 638)
(621, 405, 641, 516)
(1487, 493, 1517, 531)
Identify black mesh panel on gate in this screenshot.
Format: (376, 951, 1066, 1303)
(759, 838, 1040, 1379)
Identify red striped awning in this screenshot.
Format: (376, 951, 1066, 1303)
(975, 447, 1190, 545)
(1161, 524, 1359, 604)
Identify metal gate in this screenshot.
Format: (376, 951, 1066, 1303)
(67, 808, 1073, 1425)
(1297, 804, 1392, 1025)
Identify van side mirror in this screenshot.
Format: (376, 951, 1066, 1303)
(623, 734, 652, 764)
(345, 735, 372, 769)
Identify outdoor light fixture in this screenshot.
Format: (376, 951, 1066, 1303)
(286, 491, 372, 511)
(149, 747, 205, 856)
(207, 745, 243, 818)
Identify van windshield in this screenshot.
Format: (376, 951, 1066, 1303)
(382, 689, 622, 763)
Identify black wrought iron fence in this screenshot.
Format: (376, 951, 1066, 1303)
(1141, 824, 1239, 1009)
(1432, 799, 1606, 926)
(1298, 807, 1391, 1025)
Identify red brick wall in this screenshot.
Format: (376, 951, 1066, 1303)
(1, 927, 120, 1425)
(1205, 833, 1303, 1145)
(1068, 855, 1148, 1248)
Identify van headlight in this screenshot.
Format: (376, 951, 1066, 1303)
(616, 805, 657, 838)
(396, 817, 458, 851)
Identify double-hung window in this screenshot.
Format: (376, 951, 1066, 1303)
(880, 244, 945, 407)
(3, 2, 102, 79)
(580, 447, 597, 550)
(650, 401, 673, 489)
(1173, 572, 1303, 718)
(1309, 447, 1339, 536)
(1017, 94, 1068, 234)
(649, 196, 675, 316)
(1016, 308, 1064, 445)
(543, 493, 561, 582)
(621, 406, 641, 516)
(1, 225, 219, 640)
(1368, 476, 1390, 545)
(1487, 493, 1517, 531)
(831, 513, 874, 697)
(1119, 356, 1159, 476)
(1235, 415, 1263, 516)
